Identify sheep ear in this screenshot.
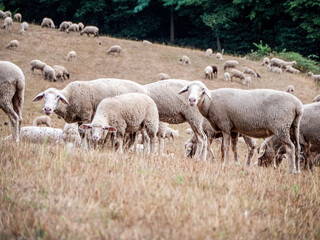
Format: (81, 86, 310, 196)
(59, 94, 70, 105)
(32, 92, 44, 102)
(257, 148, 266, 158)
(185, 143, 193, 156)
(178, 85, 189, 95)
(203, 87, 212, 100)
(79, 124, 92, 130)
(103, 126, 117, 132)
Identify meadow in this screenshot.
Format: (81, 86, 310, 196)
(0, 22, 319, 239)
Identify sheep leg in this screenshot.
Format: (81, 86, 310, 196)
(191, 127, 207, 161)
(1, 103, 20, 142)
(159, 137, 165, 155)
(292, 115, 302, 173)
(243, 136, 256, 166)
(222, 132, 231, 167)
(278, 131, 296, 174)
(207, 138, 215, 161)
(231, 132, 239, 164)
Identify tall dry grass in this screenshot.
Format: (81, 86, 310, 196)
(0, 22, 320, 239)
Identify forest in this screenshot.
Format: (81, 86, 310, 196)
(1, 0, 320, 58)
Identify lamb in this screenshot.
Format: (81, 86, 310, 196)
(286, 85, 295, 94)
(243, 67, 261, 78)
(242, 76, 251, 87)
(157, 73, 171, 80)
(205, 48, 213, 58)
(59, 21, 72, 31)
(107, 45, 122, 56)
(285, 65, 300, 74)
(308, 72, 320, 82)
(20, 21, 29, 34)
(13, 13, 22, 22)
(230, 69, 246, 82)
(66, 23, 79, 33)
(66, 51, 76, 62)
(144, 79, 208, 161)
(216, 53, 223, 61)
(204, 66, 213, 79)
(32, 78, 149, 125)
(261, 57, 270, 66)
(78, 22, 84, 31)
(80, 26, 99, 37)
(312, 93, 320, 102)
(53, 65, 70, 80)
(43, 65, 57, 82)
(157, 122, 179, 155)
(41, 17, 55, 29)
(79, 93, 159, 154)
(2, 17, 12, 30)
(0, 10, 6, 19)
(178, 81, 304, 173)
(223, 60, 239, 70)
(180, 55, 191, 66)
(224, 72, 231, 81)
(267, 64, 282, 74)
(33, 115, 52, 127)
(53, 66, 65, 81)
(6, 40, 19, 50)
(5, 11, 11, 18)
(60, 123, 81, 146)
(0, 61, 25, 142)
(30, 60, 47, 75)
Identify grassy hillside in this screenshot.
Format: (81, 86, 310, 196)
(0, 22, 320, 239)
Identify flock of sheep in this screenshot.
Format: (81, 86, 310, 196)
(2, 11, 320, 174)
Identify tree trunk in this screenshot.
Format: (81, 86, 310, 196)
(216, 32, 221, 52)
(170, 5, 174, 44)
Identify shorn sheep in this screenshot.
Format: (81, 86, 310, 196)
(80, 26, 99, 37)
(80, 93, 159, 154)
(204, 66, 213, 79)
(223, 60, 239, 70)
(2, 17, 12, 30)
(205, 48, 213, 58)
(32, 78, 149, 125)
(66, 51, 76, 62)
(13, 13, 22, 22)
(178, 81, 303, 173)
(33, 115, 52, 127)
(43, 65, 57, 82)
(107, 45, 122, 56)
(180, 55, 191, 66)
(157, 73, 171, 81)
(308, 72, 320, 82)
(41, 17, 55, 29)
(0, 61, 25, 142)
(30, 60, 47, 75)
(20, 22, 29, 34)
(6, 40, 19, 50)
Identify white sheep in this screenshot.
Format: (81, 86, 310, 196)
(157, 73, 171, 80)
(30, 60, 47, 75)
(80, 26, 99, 37)
(270, 57, 285, 68)
(5, 11, 11, 18)
(282, 60, 297, 68)
(66, 51, 76, 62)
(178, 81, 303, 173)
(2, 17, 12, 30)
(20, 21, 29, 34)
(224, 72, 231, 81)
(286, 85, 295, 94)
(243, 67, 261, 78)
(204, 66, 213, 79)
(41, 17, 55, 29)
(60, 123, 81, 146)
(223, 60, 239, 70)
(205, 48, 213, 58)
(80, 93, 159, 154)
(156, 122, 179, 155)
(308, 72, 320, 82)
(59, 21, 72, 31)
(261, 57, 270, 66)
(313, 94, 320, 102)
(107, 45, 122, 56)
(180, 55, 191, 66)
(230, 69, 246, 82)
(0, 10, 6, 19)
(66, 23, 79, 33)
(0, 61, 25, 142)
(78, 22, 84, 31)
(33, 115, 52, 127)
(241, 76, 251, 87)
(43, 65, 57, 82)
(6, 40, 19, 50)
(53, 66, 65, 81)
(267, 64, 282, 74)
(13, 13, 22, 22)
(216, 52, 223, 61)
(143, 40, 152, 45)
(285, 65, 300, 74)
(53, 65, 70, 80)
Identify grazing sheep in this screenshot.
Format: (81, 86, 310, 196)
(78, 22, 84, 31)
(66, 51, 76, 62)
(261, 57, 270, 66)
(313, 93, 320, 102)
(20, 21, 29, 34)
(157, 73, 171, 81)
(2, 17, 12, 30)
(30, 60, 47, 75)
(270, 57, 285, 68)
(180, 55, 191, 66)
(282, 60, 297, 68)
(230, 69, 246, 82)
(59, 21, 72, 31)
(178, 81, 303, 173)
(80, 93, 159, 154)
(53, 66, 65, 81)
(41, 17, 55, 29)
(53, 65, 70, 80)
(212, 65, 218, 78)
(6, 40, 19, 50)
(0, 10, 6, 19)
(157, 122, 179, 155)
(33, 115, 52, 127)
(143, 40, 152, 45)
(243, 67, 261, 78)
(43, 65, 57, 82)
(205, 48, 213, 58)
(216, 53, 223, 61)
(60, 123, 81, 146)
(32, 78, 149, 125)
(204, 66, 213, 79)
(286, 85, 295, 94)
(0, 61, 25, 142)
(13, 13, 22, 22)
(223, 60, 239, 70)
(267, 64, 282, 74)
(106, 45, 122, 56)
(144, 79, 208, 161)
(242, 76, 251, 87)
(80, 26, 99, 37)
(285, 65, 300, 74)
(5, 11, 11, 18)
(224, 72, 231, 81)
(308, 72, 320, 82)
(66, 23, 79, 33)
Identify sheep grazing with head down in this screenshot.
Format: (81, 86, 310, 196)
(261, 57, 270, 66)
(66, 23, 79, 33)
(204, 66, 213, 79)
(41, 17, 55, 29)
(80, 26, 99, 37)
(43, 65, 57, 82)
(286, 85, 295, 95)
(6, 40, 19, 50)
(223, 60, 239, 70)
(243, 67, 261, 78)
(0, 61, 25, 142)
(216, 52, 223, 61)
(80, 93, 159, 154)
(230, 69, 247, 82)
(30, 60, 47, 75)
(13, 13, 22, 22)
(205, 48, 213, 58)
(308, 72, 320, 82)
(107, 45, 122, 56)
(66, 51, 76, 62)
(5, 11, 11, 18)
(78, 22, 84, 31)
(59, 21, 72, 32)
(20, 22, 29, 34)
(0, 10, 6, 19)
(53, 65, 70, 80)
(2, 17, 12, 30)
(33, 115, 52, 127)
(178, 80, 303, 173)
(285, 65, 300, 74)
(180, 55, 191, 66)
(157, 73, 171, 81)
(267, 64, 282, 74)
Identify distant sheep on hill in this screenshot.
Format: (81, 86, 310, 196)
(223, 60, 239, 70)
(261, 57, 270, 66)
(224, 72, 231, 81)
(216, 53, 223, 61)
(41, 17, 55, 29)
(0, 10, 6, 19)
(13, 13, 22, 22)
(205, 48, 213, 58)
(30, 60, 47, 75)
(59, 21, 72, 32)
(308, 72, 320, 82)
(33, 115, 52, 127)
(285, 66, 300, 74)
(107, 45, 122, 56)
(157, 73, 171, 80)
(43, 65, 57, 82)
(204, 66, 213, 79)
(243, 67, 261, 78)
(78, 22, 84, 31)
(66, 51, 76, 62)
(80, 26, 99, 37)
(20, 22, 29, 34)
(286, 85, 295, 95)
(2, 17, 12, 30)
(180, 55, 191, 66)
(267, 64, 282, 74)
(67, 23, 79, 33)
(6, 40, 19, 50)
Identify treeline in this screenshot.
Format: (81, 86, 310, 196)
(1, 0, 319, 58)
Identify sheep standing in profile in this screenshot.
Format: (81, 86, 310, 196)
(157, 73, 171, 81)
(2, 17, 12, 30)
(216, 53, 223, 61)
(0, 61, 25, 142)
(80, 26, 99, 37)
(285, 66, 300, 74)
(243, 67, 261, 78)
(230, 69, 247, 82)
(30, 60, 47, 75)
(204, 66, 213, 79)
(223, 60, 239, 70)
(41, 17, 55, 29)
(66, 51, 76, 62)
(107, 45, 122, 56)
(286, 85, 295, 95)
(20, 22, 29, 34)
(6, 40, 19, 50)
(308, 72, 320, 82)
(33, 115, 52, 127)
(205, 48, 213, 58)
(13, 13, 22, 22)
(180, 55, 191, 66)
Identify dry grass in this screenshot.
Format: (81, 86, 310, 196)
(0, 22, 320, 239)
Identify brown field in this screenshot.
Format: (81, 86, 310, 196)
(0, 22, 320, 239)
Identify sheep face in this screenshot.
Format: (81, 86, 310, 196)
(178, 81, 212, 107)
(32, 89, 70, 115)
(79, 124, 116, 142)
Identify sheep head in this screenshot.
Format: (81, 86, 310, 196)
(178, 81, 212, 107)
(79, 123, 116, 143)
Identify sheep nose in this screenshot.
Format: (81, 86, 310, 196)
(44, 107, 52, 114)
(189, 98, 196, 103)
(92, 135, 99, 142)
